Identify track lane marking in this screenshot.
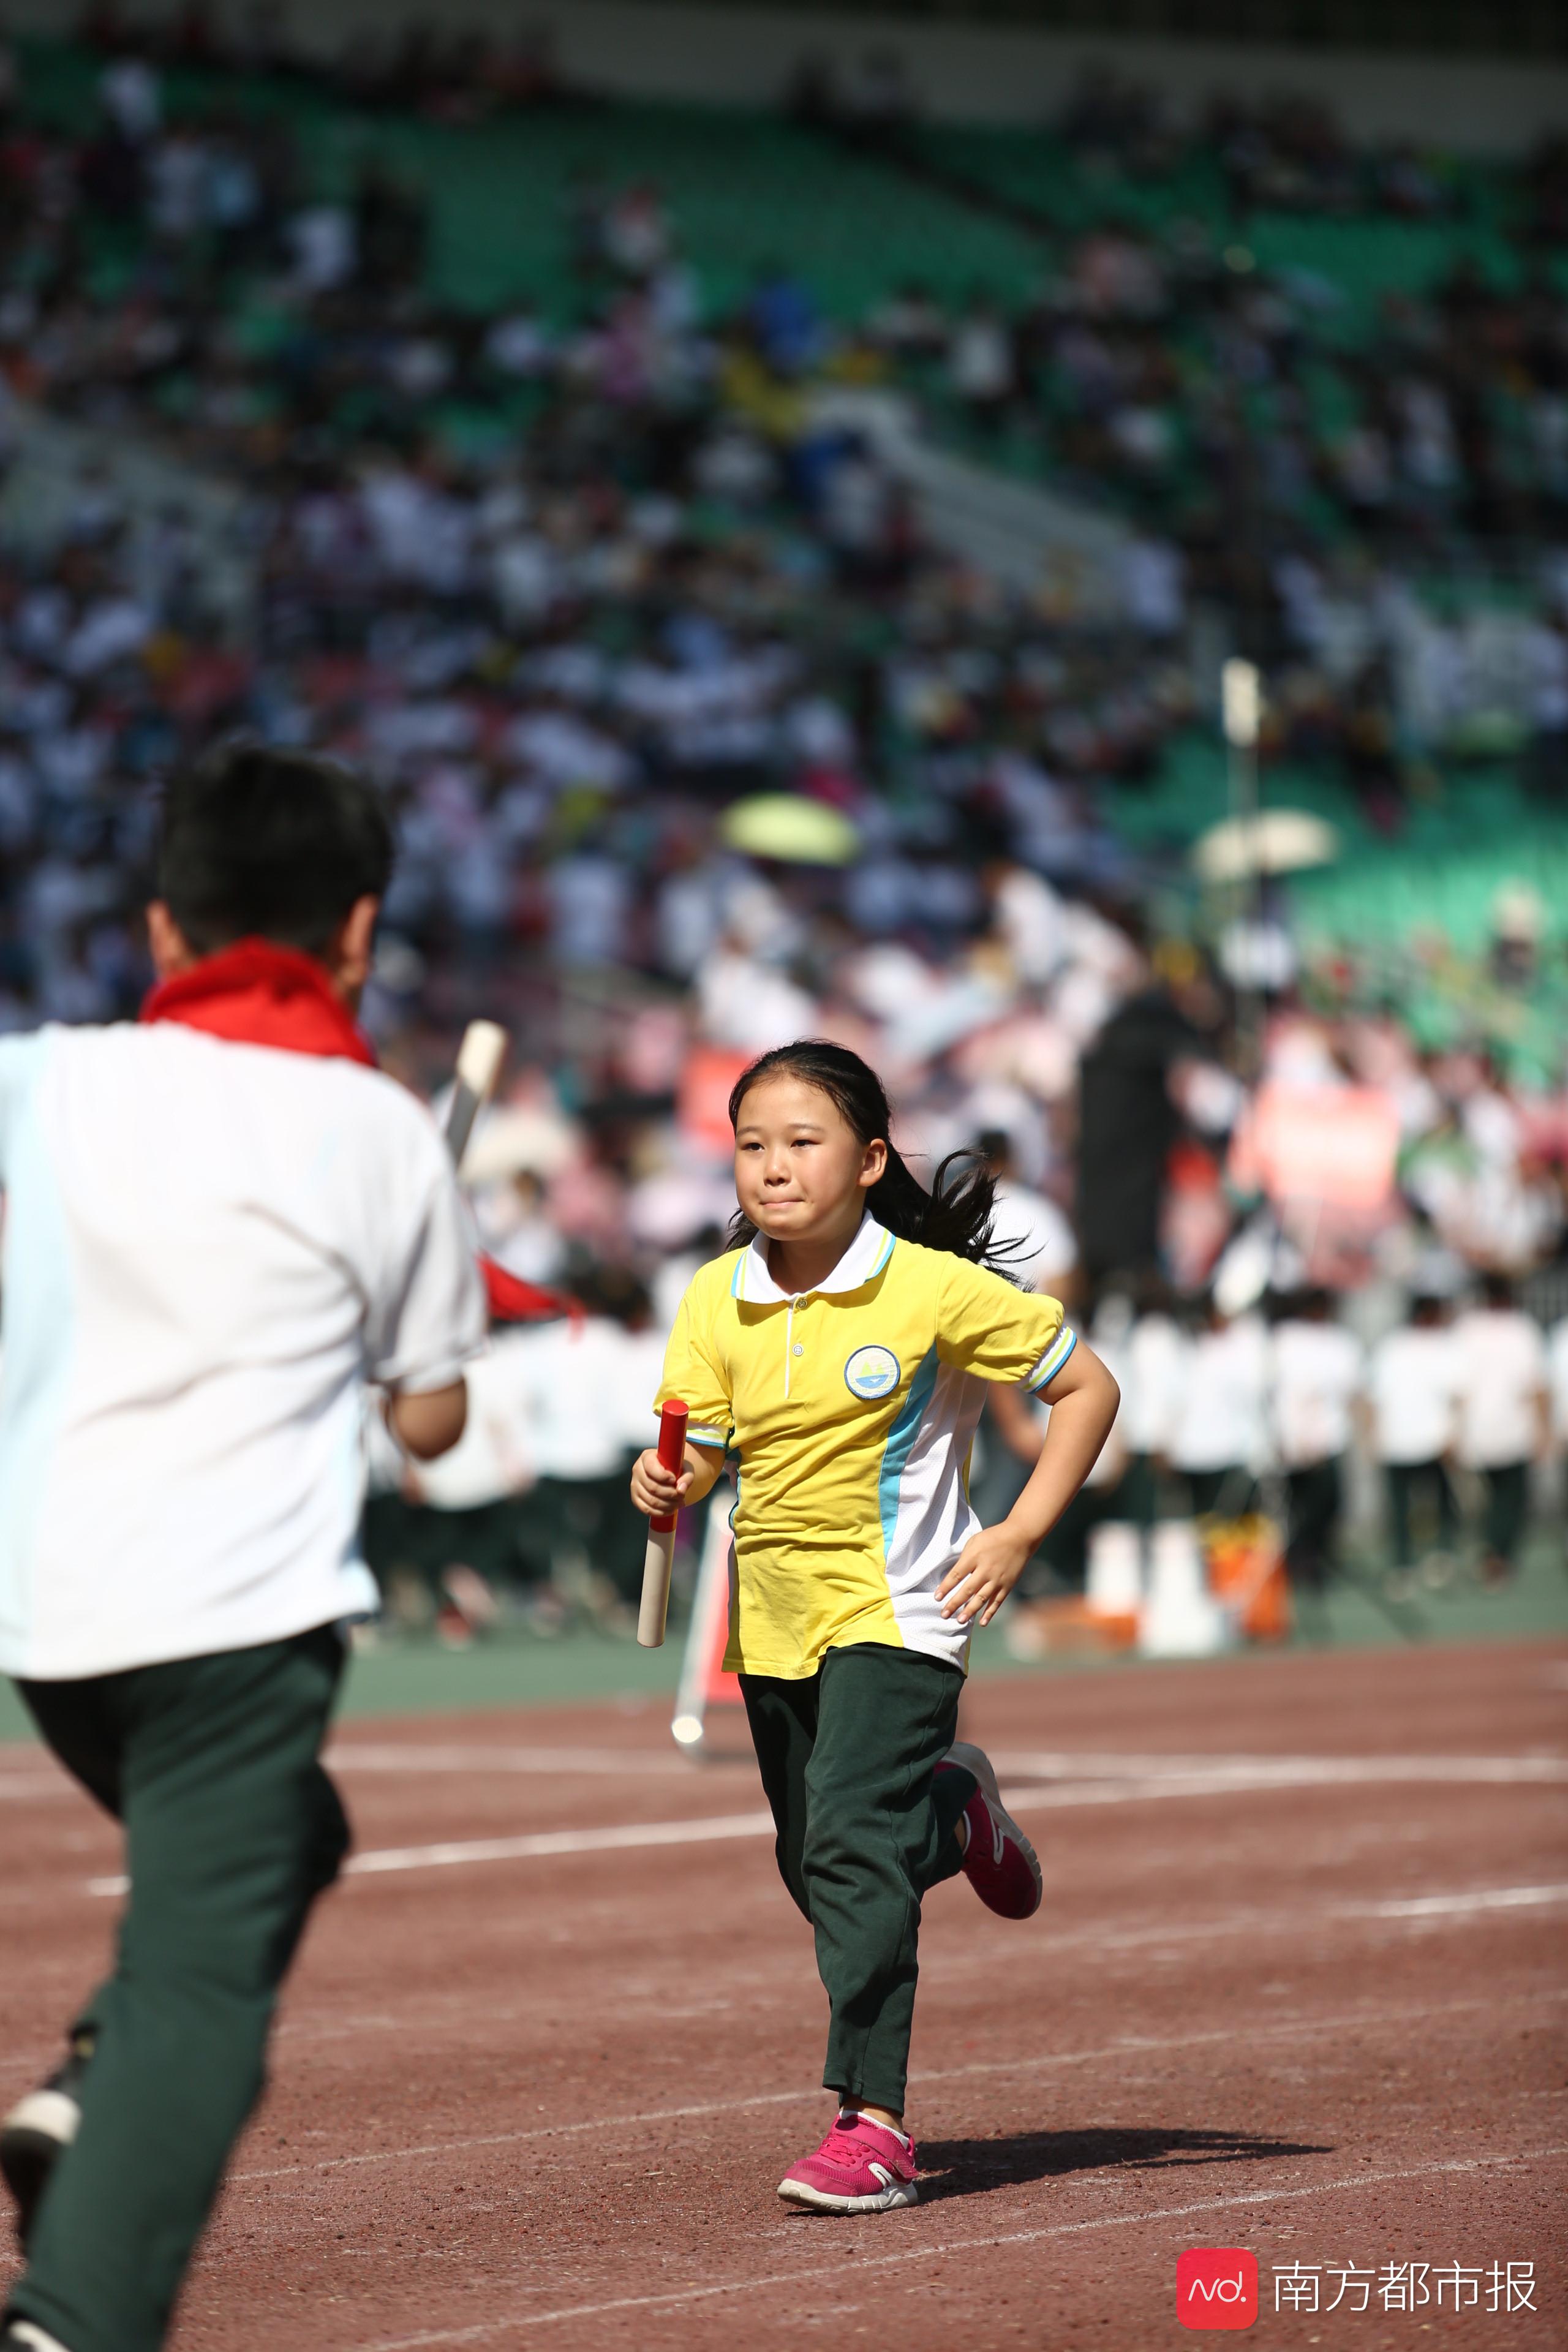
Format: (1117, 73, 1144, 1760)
(0, 1776, 77, 1801)
(994, 1751, 1568, 1784)
(352, 1809, 777, 1879)
(23, 1746, 1562, 1826)
(85, 1812, 777, 1896)
(232, 1988, 1566, 2187)
(80, 1753, 1568, 1901)
(353, 2142, 1568, 2348)
(1373, 1882, 1568, 1918)
(61, 1749, 1568, 1900)
(327, 1746, 707, 1777)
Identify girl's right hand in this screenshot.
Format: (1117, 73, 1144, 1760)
(630, 1447, 693, 1519)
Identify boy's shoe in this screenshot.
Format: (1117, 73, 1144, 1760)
(938, 1741, 1042, 1920)
(3, 2321, 74, 2351)
(777, 2112, 919, 2214)
(0, 2032, 93, 2249)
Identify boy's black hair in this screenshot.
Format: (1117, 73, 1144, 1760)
(157, 742, 394, 960)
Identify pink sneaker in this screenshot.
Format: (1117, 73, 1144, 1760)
(777, 2111, 919, 2213)
(938, 1740, 1042, 1920)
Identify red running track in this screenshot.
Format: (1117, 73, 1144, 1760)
(2, 1637, 1566, 2351)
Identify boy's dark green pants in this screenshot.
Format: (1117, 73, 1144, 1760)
(7, 1625, 350, 2352)
(741, 1642, 974, 2116)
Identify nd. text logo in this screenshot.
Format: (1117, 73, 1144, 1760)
(1177, 2248, 1259, 2329)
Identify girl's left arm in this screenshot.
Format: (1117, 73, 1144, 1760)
(938, 1341, 1120, 1627)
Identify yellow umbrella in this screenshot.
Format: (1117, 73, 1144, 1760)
(720, 794, 861, 867)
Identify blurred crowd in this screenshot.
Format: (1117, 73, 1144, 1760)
(0, 32, 1565, 1632)
(800, 55, 1568, 588)
(807, 47, 1568, 238)
(59, 2, 570, 119)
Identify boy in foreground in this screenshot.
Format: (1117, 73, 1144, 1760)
(0, 744, 484, 2352)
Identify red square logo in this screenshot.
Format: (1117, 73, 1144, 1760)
(1177, 2248, 1259, 2329)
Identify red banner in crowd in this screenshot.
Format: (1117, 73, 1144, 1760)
(1229, 1084, 1400, 1212)
(678, 1045, 752, 1156)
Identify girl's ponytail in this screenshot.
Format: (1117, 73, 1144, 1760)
(725, 1040, 1009, 1270)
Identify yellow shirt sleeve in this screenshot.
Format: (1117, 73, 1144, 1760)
(936, 1256, 1077, 1392)
(655, 1268, 734, 1450)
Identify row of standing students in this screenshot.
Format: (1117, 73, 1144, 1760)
(985, 1274, 1559, 1595)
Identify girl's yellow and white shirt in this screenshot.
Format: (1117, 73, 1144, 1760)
(655, 1215, 1075, 1681)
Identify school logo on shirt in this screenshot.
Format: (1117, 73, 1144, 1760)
(843, 1344, 901, 1401)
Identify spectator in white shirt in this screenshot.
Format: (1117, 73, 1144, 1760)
(978, 1129, 1078, 1298)
(366, 1329, 541, 1641)
(1270, 1289, 1365, 1593)
(988, 1285, 1134, 1589)
(1367, 1294, 1461, 1577)
(1169, 1300, 1268, 1518)
(1450, 1272, 1550, 1585)
(1123, 1286, 1185, 1515)
(517, 1271, 666, 1622)
(1549, 1314, 1568, 1451)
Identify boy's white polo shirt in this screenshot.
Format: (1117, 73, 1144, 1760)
(0, 1022, 486, 1679)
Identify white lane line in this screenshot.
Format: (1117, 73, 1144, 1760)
(1373, 1882, 1568, 1919)
(326, 1746, 706, 1778)
(16, 1744, 1568, 1798)
(0, 1776, 75, 1801)
(355, 2143, 1568, 2349)
(81, 1751, 1568, 1898)
(328, 1746, 1568, 1787)
(994, 1752, 1568, 1787)
(85, 1811, 775, 1896)
(79, 1790, 1563, 1899)
(347, 1810, 776, 1878)
(233, 1988, 1566, 2187)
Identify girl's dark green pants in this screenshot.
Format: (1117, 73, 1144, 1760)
(7, 1624, 349, 2352)
(741, 1641, 975, 2116)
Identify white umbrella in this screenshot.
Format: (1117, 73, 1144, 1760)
(459, 1106, 577, 1185)
(1192, 809, 1338, 884)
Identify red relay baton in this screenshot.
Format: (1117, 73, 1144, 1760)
(638, 1400, 688, 1649)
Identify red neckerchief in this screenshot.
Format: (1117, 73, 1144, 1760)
(141, 938, 570, 1327)
(141, 937, 378, 1065)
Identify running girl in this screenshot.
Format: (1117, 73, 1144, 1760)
(631, 1041, 1118, 2214)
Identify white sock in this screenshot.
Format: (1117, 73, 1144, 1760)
(842, 2109, 911, 2150)
(8, 2322, 74, 2352)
